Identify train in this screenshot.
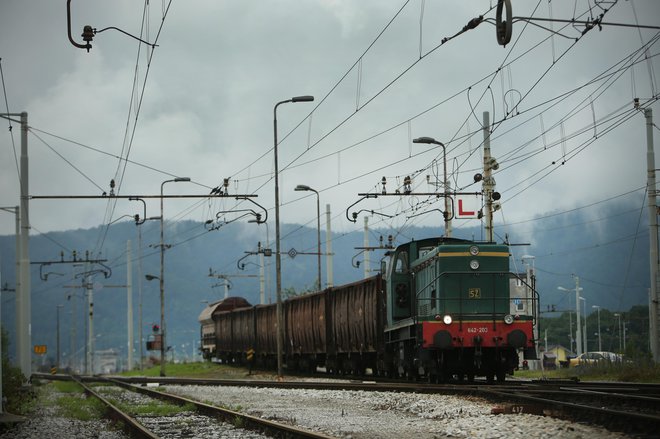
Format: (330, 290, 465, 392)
(199, 236, 538, 382)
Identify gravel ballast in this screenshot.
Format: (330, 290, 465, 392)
(164, 384, 634, 439)
(1, 380, 635, 438)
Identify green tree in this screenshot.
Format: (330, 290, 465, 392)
(2, 326, 29, 413)
(538, 305, 650, 358)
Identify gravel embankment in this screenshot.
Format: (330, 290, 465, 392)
(0, 384, 129, 439)
(164, 384, 634, 439)
(0, 383, 269, 439)
(1, 379, 635, 439)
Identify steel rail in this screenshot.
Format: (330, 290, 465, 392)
(70, 376, 158, 439)
(480, 387, 660, 436)
(38, 373, 660, 436)
(104, 378, 336, 439)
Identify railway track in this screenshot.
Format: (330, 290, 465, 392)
(37, 373, 659, 437)
(481, 380, 660, 436)
(107, 374, 660, 437)
(63, 375, 335, 439)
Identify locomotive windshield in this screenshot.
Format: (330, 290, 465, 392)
(392, 250, 408, 274)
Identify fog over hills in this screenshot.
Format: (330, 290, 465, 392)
(0, 196, 650, 365)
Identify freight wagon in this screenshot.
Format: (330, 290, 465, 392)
(202, 236, 537, 382)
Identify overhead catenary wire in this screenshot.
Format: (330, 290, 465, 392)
(0, 58, 19, 181)
(4, 1, 657, 297)
(95, 0, 175, 254)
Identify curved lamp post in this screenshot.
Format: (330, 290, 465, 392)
(295, 184, 322, 291)
(558, 277, 583, 356)
(274, 95, 314, 378)
(592, 305, 602, 351)
(154, 176, 190, 376)
(412, 136, 450, 236)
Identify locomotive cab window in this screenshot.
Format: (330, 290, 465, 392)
(394, 250, 408, 273)
(419, 246, 434, 259)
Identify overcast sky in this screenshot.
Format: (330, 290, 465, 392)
(1, 0, 658, 249)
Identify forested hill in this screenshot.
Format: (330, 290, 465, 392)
(0, 198, 650, 363)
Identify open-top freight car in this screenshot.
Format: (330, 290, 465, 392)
(198, 296, 252, 360)
(205, 276, 383, 373)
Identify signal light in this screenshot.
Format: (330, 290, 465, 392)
(152, 324, 160, 333)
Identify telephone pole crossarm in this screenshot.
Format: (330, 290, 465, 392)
(347, 191, 482, 223)
(29, 194, 259, 200)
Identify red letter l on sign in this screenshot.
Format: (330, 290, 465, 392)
(458, 199, 475, 217)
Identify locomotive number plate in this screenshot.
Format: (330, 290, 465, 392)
(467, 327, 489, 333)
(468, 288, 481, 298)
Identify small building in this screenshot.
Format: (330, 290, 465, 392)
(94, 349, 119, 374)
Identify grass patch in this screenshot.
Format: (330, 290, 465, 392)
(122, 400, 196, 417)
(56, 393, 107, 421)
(120, 361, 256, 379)
(52, 380, 84, 393)
(514, 361, 660, 383)
(96, 386, 196, 417)
(41, 383, 107, 421)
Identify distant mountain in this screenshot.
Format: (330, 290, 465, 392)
(0, 198, 651, 367)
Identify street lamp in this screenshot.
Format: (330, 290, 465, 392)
(156, 176, 190, 377)
(558, 277, 583, 355)
(592, 305, 602, 351)
(614, 313, 622, 353)
(295, 184, 322, 290)
(274, 95, 314, 378)
(579, 296, 587, 352)
(56, 304, 64, 370)
(412, 137, 450, 236)
(130, 196, 161, 371)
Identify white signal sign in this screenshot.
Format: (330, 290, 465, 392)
(455, 195, 480, 219)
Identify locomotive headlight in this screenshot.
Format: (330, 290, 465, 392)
(443, 315, 452, 325)
(469, 245, 479, 255)
(469, 260, 479, 270)
(504, 314, 515, 325)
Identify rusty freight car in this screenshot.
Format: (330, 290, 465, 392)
(327, 276, 384, 374)
(198, 297, 251, 360)
(285, 290, 328, 372)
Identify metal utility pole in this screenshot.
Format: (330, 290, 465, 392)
(411, 137, 451, 236)
(137, 226, 144, 370)
(273, 95, 314, 378)
(0, 205, 20, 373)
(325, 204, 333, 288)
(259, 251, 265, 304)
(558, 278, 583, 356)
(614, 313, 622, 352)
(86, 262, 93, 374)
(363, 217, 370, 279)
(0, 268, 3, 412)
(0, 112, 32, 380)
(483, 111, 495, 242)
(126, 240, 133, 371)
(18, 112, 31, 380)
(522, 255, 538, 357)
(56, 304, 63, 369)
(574, 276, 582, 356)
(69, 282, 77, 371)
(644, 108, 659, 363)
(592, 305, 602, 351)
